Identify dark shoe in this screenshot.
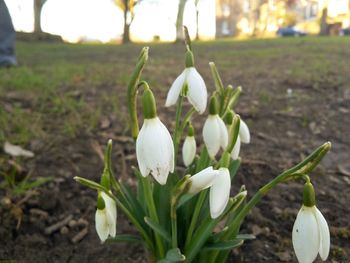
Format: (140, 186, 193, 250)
(0, 58, 17, 68)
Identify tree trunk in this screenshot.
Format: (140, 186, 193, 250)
(319, 8, 328, 36)
(195, 9, 199, 40)
(122, 0, 131, 44)
(34, 0, 42, 33)
(176, 0, 187, 41)
(123, 23, 130, 43)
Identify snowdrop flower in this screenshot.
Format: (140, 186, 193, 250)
(188, 153, 232, 219)
(209, 167, 231, 219)
(95, 192, 117, 242)
(239, 119, 250, 144)
(203, 97, 228, 158)
(165, 49, 207, 114)
(230, 136, 241, 160)
(224, 112, 249, 160)
(292, 182, 330, 263)
(136, 85, 174, 185)
(188, 166, 219, 194)
(182, 124, 196, 167)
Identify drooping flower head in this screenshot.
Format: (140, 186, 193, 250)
(239, 119, 250, 144)
(292, 182, 330, 263)
(165, 49, 207, 114)
(136, 84, 174, 185)
(188, 166, 219, 194)
(224, 111, 250, 160)
(203, 96, 228, 158)
(95, 191, 117, 242)
(188, 153, 232, 219)
(182, 123, 196, 167)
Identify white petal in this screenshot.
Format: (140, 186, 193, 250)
(136, 118, 174, 185)
(239, 119, 250, 144)
(209, 168, 231, 219)
(186, 67, 207, 114)
(102, 192, 117, 237)
(217, 116, 228, 149)
(95, 209, 109, 242)
(203, 115, 221, 158)
(292, 206, 320, 263)
(188, 166, 219, 194)
(314, 207, 330, 261)
(182, 136, 196, 167)
(230, 136, 241, 160)
(136, 125, 150, 177)
(165, 69, 187, 107)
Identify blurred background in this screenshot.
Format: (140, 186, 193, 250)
(4, 0, 350, 43)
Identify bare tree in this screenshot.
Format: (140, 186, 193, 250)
(175, 0, 188, 41)
(114, 0, 144, 43)
(33, 0, 46, 33)
(195, 0, 200, 40)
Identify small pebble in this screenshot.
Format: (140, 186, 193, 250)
(68, 219, 77, 228)
(60, 226, 69, 235)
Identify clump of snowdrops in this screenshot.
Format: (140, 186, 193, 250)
(75, 36, 331, 263)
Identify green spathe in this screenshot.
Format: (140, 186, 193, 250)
(303, 181, 316, 207)
(209, 96, 218, 115)
(97, 192, 106, 210)
(185, 49, 194, 68)
(143, 87, 157, 119)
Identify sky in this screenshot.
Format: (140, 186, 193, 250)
(4, 0, 216, 43)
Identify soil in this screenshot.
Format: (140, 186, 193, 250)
(1, 39, 349, 263)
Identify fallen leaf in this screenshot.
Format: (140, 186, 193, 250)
(4, 142, 34, 158)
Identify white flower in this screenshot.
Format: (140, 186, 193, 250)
(188, 166, 219, 194)
(230, 136, 241, 160)
(95, 192, 117, 242)
(239, 119, 250, 144)
(203, 115, 228, 158)
(136, 117, 174, 185)
(182, 135, 196, 167)
(165, 67, 207, 114)
(227, 118, 249, 160)
(210, 168, 231, 219)
(292, 205, 330, 263)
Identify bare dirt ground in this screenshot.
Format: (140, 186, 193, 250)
(1, 38, 349, 262)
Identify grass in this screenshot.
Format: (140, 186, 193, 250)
(0, 36, 350, 146)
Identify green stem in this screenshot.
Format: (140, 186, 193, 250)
(179, 108, 196, 135)
(127, 47, 149, 140)
(142, 177, 165, 259)
(184, 190, 207, 249)
(173, 96, 184, 164)
(171, 197, 178, 248)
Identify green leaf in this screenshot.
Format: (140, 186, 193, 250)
(176, 193, 195, 208)
(203, 239, 244, 251)
(158, 248, 185, 263)
(14, 176, 52, 195)
(144, 217, 171, 243)
(74, 176, 108, 192)
(228, 159, 240, 181)
(209, 62, 224, 93)
(107, 234, 144, 244)
(195, 147, 211, 173)
(236, 233, 255, 240)
(120, 182, 147, 227)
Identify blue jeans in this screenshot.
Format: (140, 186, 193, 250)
(0, 0, 17, 66)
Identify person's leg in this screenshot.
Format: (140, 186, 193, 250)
(0, 0, 17, 67)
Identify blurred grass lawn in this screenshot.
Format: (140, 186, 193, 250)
(1, 36, 349, 145)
